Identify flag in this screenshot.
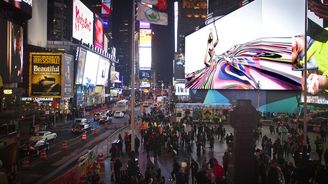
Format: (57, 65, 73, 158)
(309, 0, 328, 19)
(141, 0, 167, 11)
(101, 0, 111, 17)
(137, 3, 168, 25)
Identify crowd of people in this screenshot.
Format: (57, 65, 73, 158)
(105, 104, 328, 184)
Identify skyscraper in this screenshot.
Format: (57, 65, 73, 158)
(111, 0, 132, 86)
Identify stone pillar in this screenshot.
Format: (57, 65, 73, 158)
(230, 100, 258, 184)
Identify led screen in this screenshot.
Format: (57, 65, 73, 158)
(175, 83, 189, 96)
(291, 0, 328, 96)
(139, 47, 152, 70)
(139, 29, 152, 47)
(2, 0, 32, 17)
(185, 0, 305, 90)
(83, 51, 99, 85)
(0, 21, 24, 83)
(73, 0, 94, 45)
(96, 57, 110, 86)
(75, 47, 87, 85)
(94, 14, 104, 49)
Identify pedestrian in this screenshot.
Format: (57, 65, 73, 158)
(191, 159, 199, 184)
(324, 149, 328, 167)
(114, 157, 122, 182)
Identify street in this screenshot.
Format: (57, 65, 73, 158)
(17, 107, 136, 184)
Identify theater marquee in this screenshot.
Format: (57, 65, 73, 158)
(29, 53, 62, 98)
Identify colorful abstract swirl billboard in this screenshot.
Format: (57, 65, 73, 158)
(185, 0, 306, 90)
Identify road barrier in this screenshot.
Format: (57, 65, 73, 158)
(82, 132, 87, 140)
(41, 126, 128, 184)
(40, 149, 47, 160)
(61, 140, 68, 151)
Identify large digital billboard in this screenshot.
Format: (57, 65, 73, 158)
(73, 0, 94, 45)
(75, 47, 87, 85)
(292, 0, 328, 96)
(185, 0, 304, 90)
(2, 0, 33, 17)
(94, 14, 104, 49)
(0, 21, 24, 84)
(139, 23, 152, 70)
(96, 56, 110, 86)
(83, 51, 99, 86)
(139, 47, 152, 70)
(29, 53, 62, 97)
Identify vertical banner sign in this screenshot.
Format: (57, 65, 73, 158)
(29, 53, 62, 97)
(63, 54, 74, 97)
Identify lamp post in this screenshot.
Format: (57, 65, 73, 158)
(131, 0, 136, 152)
(303, 0, 308, 146)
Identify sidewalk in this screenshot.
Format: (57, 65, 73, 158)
(97, 124, 328, 184)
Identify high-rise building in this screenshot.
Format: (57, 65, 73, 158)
(177, 0, 207, 54)
(47, 0, 73, 42)
(111, 0, 132, 86)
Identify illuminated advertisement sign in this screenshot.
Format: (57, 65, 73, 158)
(94, 14, 104, 49)
(0, 21, 24, 83)
(62, 54, 74, 97)
(139, 23, 152, 70)
(29, 53, 62, 97)
(175, 82, 189, 96)
(83, 51, 99, 86)
(73, 0, 94, 45)
(75, 47, 87, 85)
(96, 56, 110, 86)
(139, 47, 151, 70)
(140, 80, 151, 88)
(185, 0, 304, 90)
(292, 0, 328, 96)
(139, 70, 151, 79)
(139, 29, 152, 47)
(2, 0, 33, 16)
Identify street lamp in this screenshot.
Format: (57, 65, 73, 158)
(130, 0, 136, 152)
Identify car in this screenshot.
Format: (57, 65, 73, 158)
(20, 140, 50, 158)
(71, 123, 91, 134)
(30, 131, 57, 142)
(105, 110, 114, 117)
(113, 111, 124, 118)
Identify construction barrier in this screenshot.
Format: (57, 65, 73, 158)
(82, 132, 87, 140)
(21, 156, 30, 168)
(61, 140, 68, 151)
(40, 148, 47, 160)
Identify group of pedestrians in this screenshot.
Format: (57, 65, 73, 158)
(107, 103, 328, 184)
